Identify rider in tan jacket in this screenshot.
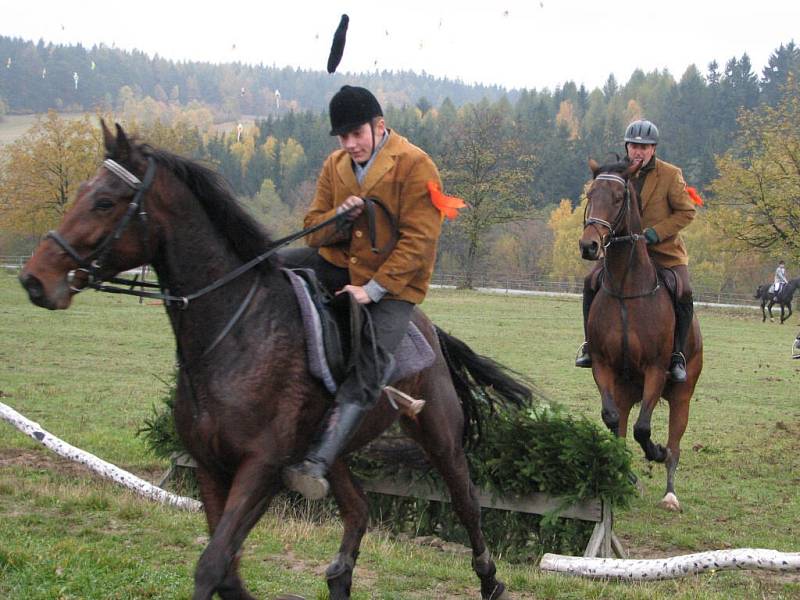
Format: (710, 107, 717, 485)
(576, 119, 697, 382)
(282, 85, 444, 500)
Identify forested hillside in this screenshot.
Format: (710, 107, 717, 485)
(2, 36, 799, 293)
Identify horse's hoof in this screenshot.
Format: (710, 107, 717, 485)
(659, 492, 681, 512)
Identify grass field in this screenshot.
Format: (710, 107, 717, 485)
(1, 271, 799, 599)
(0, 113, 91, 147)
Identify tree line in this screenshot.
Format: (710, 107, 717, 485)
(1, 38, 799, 295)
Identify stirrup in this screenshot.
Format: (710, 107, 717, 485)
(574, 342, 592, 368)
(669, 352, 687, 382)
(283, 460, 330, 500)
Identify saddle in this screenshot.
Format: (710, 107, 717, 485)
(282, 268, 436, 395)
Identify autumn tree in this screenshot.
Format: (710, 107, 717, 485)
(437, 100, 535, 287)
(709, 76, 800, 262)
(0, 111, 100, 238)
(547, 197, 591, 283)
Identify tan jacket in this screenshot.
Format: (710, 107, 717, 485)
(638, 158, 696, 267)
(304, 131, 442, 304)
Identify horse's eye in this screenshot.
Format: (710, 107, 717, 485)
(93, 198, 114, 211)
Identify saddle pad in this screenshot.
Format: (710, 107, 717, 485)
(283, 269, 435, 394)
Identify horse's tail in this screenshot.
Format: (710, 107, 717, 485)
(435, 326, 536, 448)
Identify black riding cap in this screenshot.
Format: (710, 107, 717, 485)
(329, 85, 383, 136)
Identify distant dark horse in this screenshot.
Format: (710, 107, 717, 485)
(755, 278, 800, 323)
(19, 123, 530, 600)
(578, 159, 703, 512)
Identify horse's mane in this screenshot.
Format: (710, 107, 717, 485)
(596, 158, 630, 175)
(138, 144, 278, 269)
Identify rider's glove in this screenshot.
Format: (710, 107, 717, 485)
(644, 228, 659, 245)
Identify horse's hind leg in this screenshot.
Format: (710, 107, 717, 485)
(193, 460, 280, 600)
(660, 397, 688, 512)
(408, 416, 509, 600)
(326, 461, 370, 600)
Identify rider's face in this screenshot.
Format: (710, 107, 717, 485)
(337, 119, 385, 164)
(626, 142, 656, 166)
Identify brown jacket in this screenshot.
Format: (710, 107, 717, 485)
(637, 157, 696, 267)
(304, 131, 442, 304)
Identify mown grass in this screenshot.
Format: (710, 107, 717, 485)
(1, 272, 799, 599)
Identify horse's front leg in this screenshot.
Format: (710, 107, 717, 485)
(593, 365, 621, 436)
(193, 457, 281, 600)
(632, 366, 669, 464)
(768, 300, 776, 321)
(761, 301, 767, 322)
(193, 466, 256, 600)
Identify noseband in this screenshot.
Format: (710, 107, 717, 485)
(46, 157, 156, 291)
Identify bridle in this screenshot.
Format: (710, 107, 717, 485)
(42, 155, 395, 363)
(47, 157, 156, 293)
(583, 171, 659, 300)
(584, 172, 635, 246)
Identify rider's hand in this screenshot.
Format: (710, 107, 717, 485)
(336, 196, 365, 220)
(336, 284, 372, 304)
(644, 227, 659, 245)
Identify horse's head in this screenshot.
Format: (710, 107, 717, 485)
(755, 284, 766, 299)
(20, 121, 158, 309)
(578, 159, 642, 261)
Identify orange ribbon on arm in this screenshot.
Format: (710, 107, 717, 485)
(686, 186, 704, 206)
(427, 181, 466, 220)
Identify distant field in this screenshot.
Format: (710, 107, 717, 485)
(0, 113, 90, 147)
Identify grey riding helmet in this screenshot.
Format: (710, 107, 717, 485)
(624, 120, 659, 145)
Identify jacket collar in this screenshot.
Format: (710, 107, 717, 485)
(335, 130, 401, 196)
(639, 156, 660, 210)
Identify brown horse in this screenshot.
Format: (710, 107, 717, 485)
(19, 123, 531, 600)
(578, 159, 703, 512)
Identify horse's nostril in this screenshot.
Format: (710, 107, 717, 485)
(20, 273, 43, 300)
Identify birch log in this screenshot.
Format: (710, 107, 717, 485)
(1, 401, 201, 512)
(540, 549, 800, 580)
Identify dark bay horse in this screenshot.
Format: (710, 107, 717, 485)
(19, 123, 531, 600)
(755, 278, 799, 323)
(578, 159, 703, 512)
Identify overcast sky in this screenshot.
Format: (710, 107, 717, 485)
(4, 0, 798, 91)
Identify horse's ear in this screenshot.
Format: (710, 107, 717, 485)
(114, 123, 132, 161)
(101, 119, 116, 155)
(588, 159, 600, 176)
(623, 159, 642, 178)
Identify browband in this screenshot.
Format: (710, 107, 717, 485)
(103, 159, 142, 188)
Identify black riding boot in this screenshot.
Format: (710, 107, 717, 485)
(575, 288, 596, 368)
(669, 300, 693, 382)
(283, 401, 370, 500)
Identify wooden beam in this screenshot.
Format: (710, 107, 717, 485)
(361, 477, 602, 522)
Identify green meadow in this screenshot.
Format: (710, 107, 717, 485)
(1, 272, 798, 599)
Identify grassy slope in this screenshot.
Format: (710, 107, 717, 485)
(1, 273, 799, 599)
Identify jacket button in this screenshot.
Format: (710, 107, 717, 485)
(354, 230, 363, 238)
(350, 256, 358, 264)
